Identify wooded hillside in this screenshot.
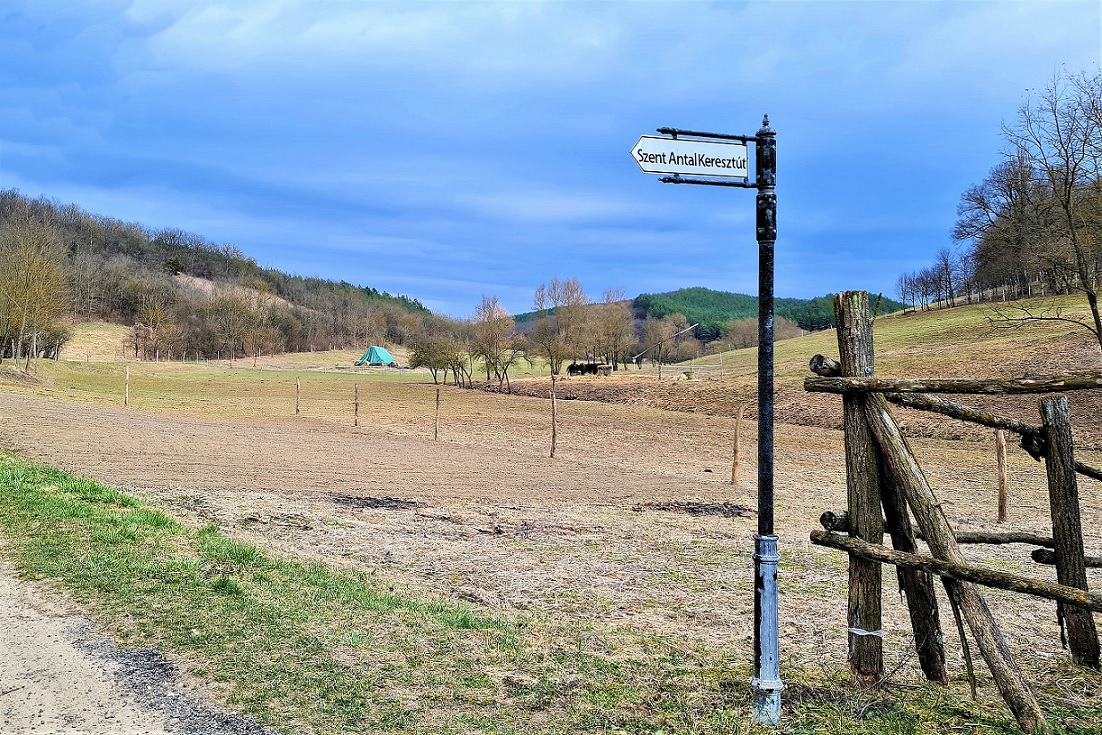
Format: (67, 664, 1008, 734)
(0, 190, 426, 361)
(633, 287, 905, 341)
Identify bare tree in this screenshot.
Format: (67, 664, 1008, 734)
(995, 70, 1102, 349)
(0, 215, 71, 363)
(643, 315, 676, 379)
(594, 288, 634, 369)
(471, 295, 521, 387)
(529, 277, 589, 375)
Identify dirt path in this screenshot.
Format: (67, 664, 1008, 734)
(0, 550, 171, 734)
(0, 548, 276, 735)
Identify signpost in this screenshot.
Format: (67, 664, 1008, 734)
(631, 136, 749, 179)
(632, 117, 781, 726)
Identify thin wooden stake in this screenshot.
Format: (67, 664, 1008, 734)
(296, 378, 301, 416)
(125, 366, 129, 407)
(354, 384, 359, 427)
(731, 404, 744, 487)
(996, 430, 1009, 523)
(550, 376, 557, 458)
(434, 387, 440, 441)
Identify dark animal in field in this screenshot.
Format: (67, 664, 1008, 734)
(566, 362, 604, 376)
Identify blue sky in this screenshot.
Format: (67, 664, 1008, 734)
(2, 1, 1099, 316)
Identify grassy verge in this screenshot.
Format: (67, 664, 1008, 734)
(0, 451, 1093, 734)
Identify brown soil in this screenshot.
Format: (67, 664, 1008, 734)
(2, 382, 1099, 697)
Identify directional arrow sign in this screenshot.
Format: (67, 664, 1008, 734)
(631, 135, 749, 179)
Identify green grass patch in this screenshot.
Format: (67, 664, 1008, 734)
(0, 451, 1095, 733)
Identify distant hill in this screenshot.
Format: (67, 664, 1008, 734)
(633, 287, 905, 341)
(0, 189, 427, 358)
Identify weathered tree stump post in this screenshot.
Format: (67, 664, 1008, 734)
(124, 366, 130, 407)
(354, 384, 359, 427)
(996, 430, 1009, 523)
(295, 377, 301, 416)
(1040, 395, 1100, 668)
(834, 291, 884, 686)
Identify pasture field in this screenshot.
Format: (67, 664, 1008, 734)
(1, 298, 1101, 733)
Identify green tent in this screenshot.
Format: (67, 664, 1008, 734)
(355, 345, 396, 367)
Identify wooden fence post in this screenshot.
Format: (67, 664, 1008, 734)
(125, 366, 130, 407)
(864, 394, 1048, 734)
(996, 430, 1009, 523)
(834, 291, 884, 686)
(1040, 395, 1100, 668)
(731, 405, 744, 487)
(434, 387, 440, 441)
(296, 378, 301, 416)
(879, 454, 948, 684)
(550, 376, 558, 458)
(354, 384, 359, 427)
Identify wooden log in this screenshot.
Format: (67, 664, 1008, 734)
(1032, 548, 1102, 568)
(997, 430, 1009, 523)
(809, 354, 841, 377)
(806, 372, 1102, 395)
(823, 512, 1055, 548)
(838, 391, 1102, 482)
(952, 531, 1054, 547)
(862, 394, 1048, 734)
(835, 291, 884, 686)
(1040, 395, 1100, 668)
(883, 392, 1043, 440)
(879, 452, 948, 684)
(812, 530, 1102, 612)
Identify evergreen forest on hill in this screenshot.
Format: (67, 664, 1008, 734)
(633, 287, 905, 341)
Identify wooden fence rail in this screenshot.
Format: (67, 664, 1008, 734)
(811, 531, 1102, 612)
(805, 372, 1102, 395)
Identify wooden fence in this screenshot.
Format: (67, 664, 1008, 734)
(803, 291, 1102, 735)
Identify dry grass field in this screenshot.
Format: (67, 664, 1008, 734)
(2, 297, 1102, 733)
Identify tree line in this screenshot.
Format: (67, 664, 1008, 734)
(0, 190, 427, 363)
(633, 286, 903, 340)
(2, 189, 829, 376)
(898, 69, 1102, 351)
(408, 278, 818, 388)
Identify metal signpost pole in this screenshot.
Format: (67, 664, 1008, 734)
(633, 116, 781, 725)
(750, 116, 781, 725)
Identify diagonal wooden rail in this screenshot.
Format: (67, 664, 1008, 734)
(808, 357, 1102, 482)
